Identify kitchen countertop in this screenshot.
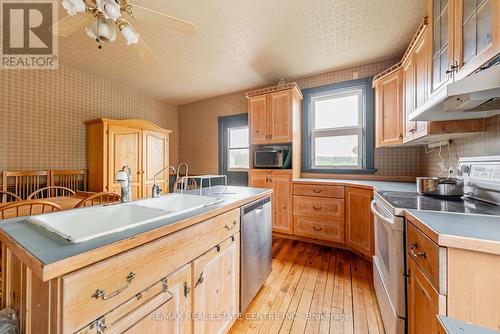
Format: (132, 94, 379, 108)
(437, 315, 499, 334)
(293, 178, 417, 192)
(0, 186, 271, 280)
(406, 210, 500, 255)
(294, 178, 500, 255)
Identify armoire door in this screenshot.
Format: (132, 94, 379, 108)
(108, 125, 142, 199)
(142, 130, 169, 197)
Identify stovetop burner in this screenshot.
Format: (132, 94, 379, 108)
(378, 191, 500, 216)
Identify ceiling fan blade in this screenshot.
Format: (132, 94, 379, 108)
(52, 12, 94, 37)
(127, 3, 198, 37)
(134, 37, 158, 65)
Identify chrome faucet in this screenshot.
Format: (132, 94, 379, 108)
(152, 166, 176, 198)
(115, 166, 132, 203)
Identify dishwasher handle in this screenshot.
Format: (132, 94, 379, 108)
(242, 196, 271, 215)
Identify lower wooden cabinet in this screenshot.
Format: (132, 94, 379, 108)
(407, 257, 440, 334)
(345, 187, 374, 258)
(249, 170, 292, 234)
(193, 234, 240, 334)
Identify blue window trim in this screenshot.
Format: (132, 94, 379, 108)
(301, 77, 376, 174)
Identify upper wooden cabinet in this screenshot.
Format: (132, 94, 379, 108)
(374, 67, 404, 147)
(403, 22, 432, 143)
(247, 84, 302, 145)
(86, 119, 171, 200)
(345, 187, 374, 258)
(429, 0, 455, 93)
(452, 0, 499, 81)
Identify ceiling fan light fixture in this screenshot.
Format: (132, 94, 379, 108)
(96, 0, 121, 20)
(86, 17, 117, 43)
(61, 0, 86, 16)
(119, 23, 139, 45)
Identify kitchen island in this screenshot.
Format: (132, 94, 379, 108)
(0, 186, 272, 334)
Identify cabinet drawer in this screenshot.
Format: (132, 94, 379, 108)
(293, 216, 344, 243)
(293, 195, 344, 221)
(293, 184, 344, 198)
(62, 208, 240, 334)
(407, 222, 446, 293)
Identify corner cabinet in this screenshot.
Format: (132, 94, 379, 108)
(249, 170, 292, 234)
(247, 84, 302, 145)
(86, 119, 171, 200)
(193, 234, 240, 334)
(374, 67, 404, 147)
(345, 187, 374, 258)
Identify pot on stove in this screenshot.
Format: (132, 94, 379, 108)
(416, 177, 464, 198)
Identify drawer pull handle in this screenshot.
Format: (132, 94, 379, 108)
(313, 206, 322, 211)
(92, 272, 136, 300)
(195, 271, 204, 288)
(184, 281, 191, 297)
(409, 243, 426, 258)
(313, 226, 323, 232)
(94, 278, 174, 332)
(225, 220, 237, 230)
(312, 189, 322, 193)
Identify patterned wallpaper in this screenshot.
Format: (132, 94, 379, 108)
(0, 65, 179, 171)
(178, 58, 423, 176)
(420, 115, 500, 176)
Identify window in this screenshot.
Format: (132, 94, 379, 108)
(302, 77, 375, 173)
(227, 126, 249, 170)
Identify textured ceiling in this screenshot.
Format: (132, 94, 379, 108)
(57, 0, 427, 105)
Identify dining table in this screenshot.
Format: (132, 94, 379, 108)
(0, 192, 93, 220)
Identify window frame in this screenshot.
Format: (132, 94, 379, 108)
(302, 77, 376, 174)
(227, 125, 250, 172)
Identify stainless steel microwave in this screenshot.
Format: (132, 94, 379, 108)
(254, 149, 289, 168)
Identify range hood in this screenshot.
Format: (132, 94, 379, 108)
(409, 62, 500, 121)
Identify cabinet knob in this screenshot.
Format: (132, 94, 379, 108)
(313, 226, 323, 232)
(312, 206, 322, 211)
(399, 134, 403, 140)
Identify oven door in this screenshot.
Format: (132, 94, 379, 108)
(371, 198, 405, 318)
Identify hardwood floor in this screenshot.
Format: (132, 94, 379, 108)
(230, 238, 385, 334)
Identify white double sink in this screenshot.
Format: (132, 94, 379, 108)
(28, 194, 223, 243)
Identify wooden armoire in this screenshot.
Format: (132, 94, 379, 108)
(85, 118, 171, 200)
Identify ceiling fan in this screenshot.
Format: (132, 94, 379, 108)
(54, 0, 198, 64)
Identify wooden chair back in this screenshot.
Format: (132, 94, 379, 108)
(27, 186, 76, 200)
(2, 170, 49, 200)
(0, 200, 61, 219)
(75, 192, 121, 208)
(173, 178, 199, 193)
(50, 169, 87, 191)
(0, 190, 22, 204)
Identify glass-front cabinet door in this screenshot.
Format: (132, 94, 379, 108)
(430, 0, 454, 92)
(453, 0, 499, 80)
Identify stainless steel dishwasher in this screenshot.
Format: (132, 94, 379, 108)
(240, 196, 272, 312)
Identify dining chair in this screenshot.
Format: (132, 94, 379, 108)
(2, 170, 49, 200)
(0, 190, 22, 204)
(74, 192, 121, 208)
(0, 200, 62, 219)
(50, 169, 87, 191)
(173, 178, 199, 193)
(27, 186, 76, 200)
